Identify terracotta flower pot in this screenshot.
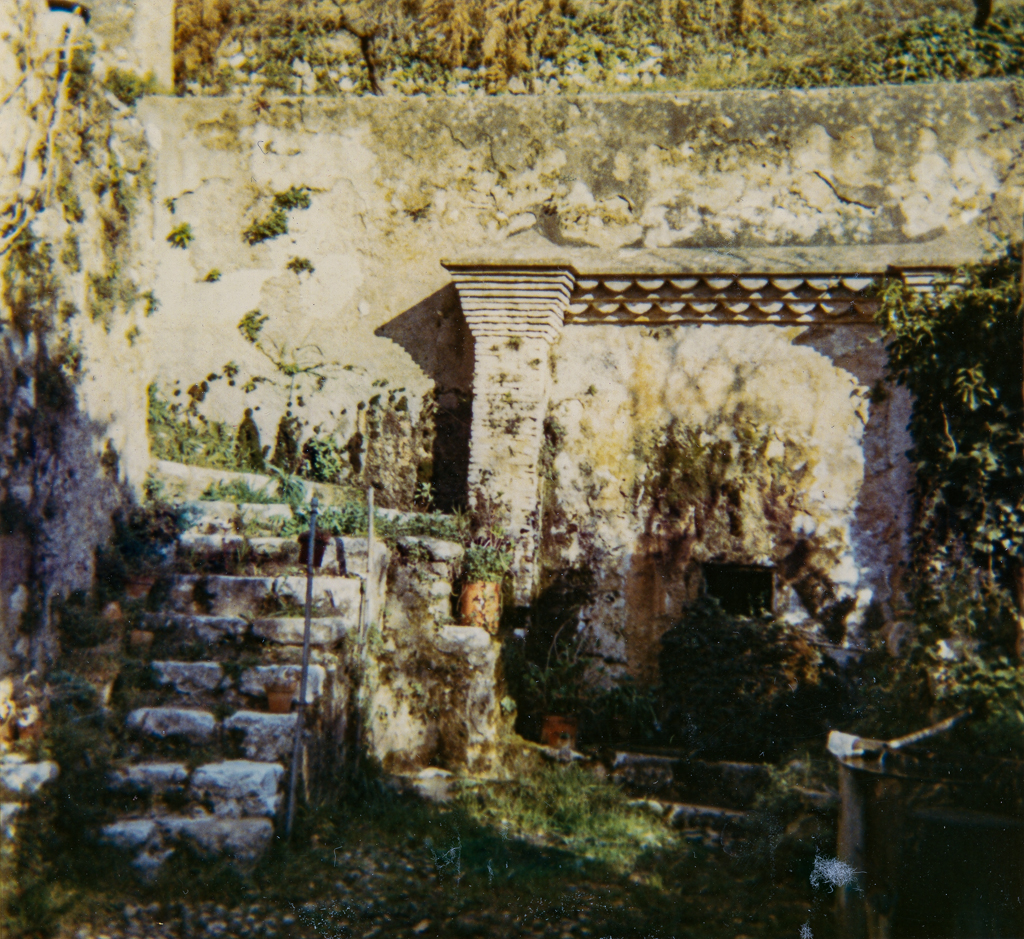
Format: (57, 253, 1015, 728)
(266, 680, 298, 714)
(125, 576, 156, 600)
(297, 530, 330, 568)
(540, 714, 578, 750)
(128, 629, 154, 652)
(459, 581, 501, 634)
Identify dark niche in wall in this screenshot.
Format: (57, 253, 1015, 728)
(702, 563, 774, 616)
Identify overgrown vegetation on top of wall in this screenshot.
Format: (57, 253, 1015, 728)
(172, 0, 1024, 96)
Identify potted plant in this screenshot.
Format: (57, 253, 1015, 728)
(266, 679, 298, 714)
(460, 533, 513, 635)
(523, 627, 592, 750)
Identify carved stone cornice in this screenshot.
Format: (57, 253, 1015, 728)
(565, 267, 952, 325)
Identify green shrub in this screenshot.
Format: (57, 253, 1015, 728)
(54, 592, 111, 649)
(200, 479, 276, 504)
(147, 383, 240, 469)
(658, 598, 847, 760)
(286, 256, 315, 275)
(301, 434, 345, 483)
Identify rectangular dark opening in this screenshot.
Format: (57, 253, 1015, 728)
(702, 563, 774, 616)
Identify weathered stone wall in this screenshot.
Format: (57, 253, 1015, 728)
(135, 83, 1023, 509)
(0, 0, 156, 677)
(543, 321, 913, 679)
(124, 81, 1024, 670)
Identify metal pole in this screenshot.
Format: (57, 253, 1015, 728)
(364, 487, 374, 642)
(286, 496, 318, 839)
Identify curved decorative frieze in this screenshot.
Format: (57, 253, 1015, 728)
(568, 273, 881, 325)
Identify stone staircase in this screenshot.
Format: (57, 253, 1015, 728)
(99, 498, 389, 880)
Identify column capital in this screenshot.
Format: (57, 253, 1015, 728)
(443, 264, 576, 344)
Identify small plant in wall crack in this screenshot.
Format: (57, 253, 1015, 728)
(167, 222, 194, 249)
(243, 186, 313, 245)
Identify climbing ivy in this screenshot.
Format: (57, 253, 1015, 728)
(877, 244, 1024, 585)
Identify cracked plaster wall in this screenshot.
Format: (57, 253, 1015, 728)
(543, 323, 914, 680)
(130, 84, 1024, 671)
(137, 83, 1024, 466)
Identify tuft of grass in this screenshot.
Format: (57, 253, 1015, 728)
(203, 268, 222, 282)
(167, 222, 194, 249)
(286, 256, 315, 275)
(242, 207, 288, 245)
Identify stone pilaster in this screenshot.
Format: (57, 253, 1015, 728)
(444, 266, 575, 603)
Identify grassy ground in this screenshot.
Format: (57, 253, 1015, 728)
(3, 758, 834, 939)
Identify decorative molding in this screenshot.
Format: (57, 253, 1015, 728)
(444, 267, 576, 343)
(565, 267, 953, 326)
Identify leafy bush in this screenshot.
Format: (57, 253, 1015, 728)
(658, 598, 847, 760)
(301, 434, 346, 483)
(274, 187, 312, 211)
(54, 592, 111, 649)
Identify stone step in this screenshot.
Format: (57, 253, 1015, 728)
(108, 758, 284, 816)
(127, 707, 218, 744)
(610, 753, 770, 809)
(163, 573, 362, 617)
(182, 500, 293, 535)
(250, 616, 356, 646)
(0, 755, 60, 839)
(125, 705, 310, 763)
(177, 533, 303, 564)
(142, 612, 249, 643)
(101, 813, 274, 881)
(148, 661, 325, 704)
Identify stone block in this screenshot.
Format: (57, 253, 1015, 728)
(126, 707, 217, 743)
(248, 537, 300, 562)
(109, 762, 189, 793)
(1, 801, 23, 839)
(189, 760, 284, 817)
(438, 626, 497, 669)
(398, 536, 465, 564)
(131, 847, 176, 883)
(100, 819, 158, 851)
(251, 616, 355, 647)
(223, 711, 298, 761)
(142, 612, 249, 643)
(238, 665, 325, 702)
(0, 760, 59, 797)
(165, 574, 361, 617)
(159, 816, 273, 870)
(151, 661, 225, 694)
